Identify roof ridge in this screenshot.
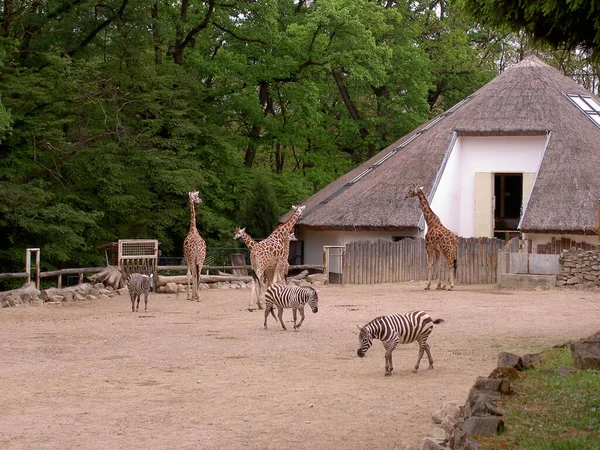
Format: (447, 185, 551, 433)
(300, 96, 472, 220)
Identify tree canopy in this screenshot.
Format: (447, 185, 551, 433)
(459, 0, 600, 52)
(0, 0, 595, 285)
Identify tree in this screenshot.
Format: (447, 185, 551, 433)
(237, 174, 280, 239)
(458, 0, 600, 52)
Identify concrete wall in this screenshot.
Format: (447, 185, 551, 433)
(298, 229, 415, 267)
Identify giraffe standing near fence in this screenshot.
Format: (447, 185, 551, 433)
(234, 228, 297, 285)
(405, 185, 458, 290)
(184, 190, 207, 301)
(235, 205, 305, 311)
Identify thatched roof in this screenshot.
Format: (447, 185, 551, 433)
(286, 55, 600, 234)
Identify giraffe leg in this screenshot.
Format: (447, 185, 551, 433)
(446, 253, 456, 291)
(186, 267, 192, 301)
(425, 248, 434, 290)
(435, 251, 444, 290)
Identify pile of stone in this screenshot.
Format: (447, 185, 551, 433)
(412, 352, 541, 450)
(557, 248, 600, 288)
(0, 281, 120, 308)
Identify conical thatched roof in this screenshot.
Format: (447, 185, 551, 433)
(288, 55, 600, 234)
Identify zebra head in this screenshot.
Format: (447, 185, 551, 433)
(234, 227, 245, 240)
(307, 287, 319, 313)
(148, 273, 155, 291)
(356, 324, 373, 358)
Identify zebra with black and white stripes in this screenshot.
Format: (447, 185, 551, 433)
(357, 310, 444, 376)
(127, 273, 154, 312)
(264, 284, 319, 330)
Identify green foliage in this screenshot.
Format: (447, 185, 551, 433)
(237, 174, 280, 239)
(458, 0, 600, 51)
(478, 346, 600, 449)
(0, 0, 594, 277)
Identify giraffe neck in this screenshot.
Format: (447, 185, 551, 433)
(240, 231, 256, 249)
(416, 191, 441, 228)
(189, 197, 197, 233)
(272, 208, 302, 238)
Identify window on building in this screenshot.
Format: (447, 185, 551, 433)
(566, 94, 600, 128)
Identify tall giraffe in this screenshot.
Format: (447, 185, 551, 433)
(183, 190, 207, 301)
(234, 205, 305, 310)
(405, 185, 458, 291)
(234, 227, 296, 284)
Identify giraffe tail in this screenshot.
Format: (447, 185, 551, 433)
(453, 258, 458, 276)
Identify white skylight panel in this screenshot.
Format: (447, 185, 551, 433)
(566, 93, 600, 129)
(571, 95, 594, 111)
(582, 96, 600, 112)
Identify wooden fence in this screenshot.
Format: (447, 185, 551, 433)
(342, 237, 507, 284)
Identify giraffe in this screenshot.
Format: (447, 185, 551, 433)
(234, 205, 305, 311)
(234, 227, 296, 286)
(183, 190, 207, 301)
(405, 185, 458, 291)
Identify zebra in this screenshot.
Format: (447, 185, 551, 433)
(357, 310, 444, 376)
(264, 284, 319, 331)
(127, 273, 154, 312)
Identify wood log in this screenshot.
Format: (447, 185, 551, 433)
(289, 270, 309, 281)
(157, 274, 253, 286)
(0, 281, 41, 300)
(88, 266, 125, 289)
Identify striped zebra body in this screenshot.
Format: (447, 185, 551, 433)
(357, 310, 444, 376)
(264, 284, 319, 330)
(127, 273, 154, 312)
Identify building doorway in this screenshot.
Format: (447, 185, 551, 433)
(493, 173, 522, 240)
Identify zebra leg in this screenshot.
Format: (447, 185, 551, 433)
(136, 294, 141, 312)
(424, 342, 434, 369)
(276, 306, 286, 330)
(263, 304, 273, 329)
(292, 308, 297, 329)
(413, 342, 427, 373)
(294, 306, 306, 331)
(130, 293, 135, 312)
(383, 340, 397, 376)
(144, 293, 148, 312)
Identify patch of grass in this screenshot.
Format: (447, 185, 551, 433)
(477, 347, 600, 450)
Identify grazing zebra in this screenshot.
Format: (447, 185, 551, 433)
(127, 273, 154, 312)
(357, 310, 444, 376)
(264, 284, 319, 330)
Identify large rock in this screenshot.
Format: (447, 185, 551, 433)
(432, 400, 461, 424)
(462, 416, 504, 436)
(165, 282, 179, 294)
(569, 340, 600, 370)
(497, 352, 523, 370)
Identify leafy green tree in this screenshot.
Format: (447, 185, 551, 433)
(237, 174, 280, 239)
(458, 0, 600, 52)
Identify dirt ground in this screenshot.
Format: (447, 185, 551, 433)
(0, 283, 599, 450)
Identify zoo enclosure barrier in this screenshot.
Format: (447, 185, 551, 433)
(342, 237, 507, 285)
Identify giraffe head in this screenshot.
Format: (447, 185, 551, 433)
(234, 226, 245, 240)
(292, 205, 306, 215)
(189, 190, 202, 205)
(288, 232, 297, 241)
(404, 184, 424, 199)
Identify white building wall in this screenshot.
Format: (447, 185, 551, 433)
(431, 135, 547, 237)
(298, 229, 414, 267)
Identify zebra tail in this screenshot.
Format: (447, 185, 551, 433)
(433, 318, 445, 325)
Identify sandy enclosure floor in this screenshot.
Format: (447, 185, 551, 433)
(0, 283, 599, 450)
